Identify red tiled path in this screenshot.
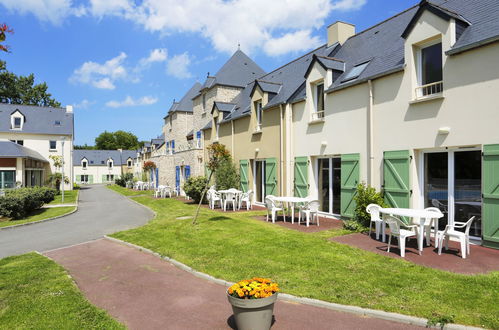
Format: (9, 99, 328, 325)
(45, 239, 423, 330)
(331, 233, 499, 274)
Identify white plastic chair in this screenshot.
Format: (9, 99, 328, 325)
(209, 190, 222, 209)
(223, 191, 237, 211)
(239, 190, 253, 210)
(264, 196, 285, 223)
(298, 200, 320, 227)
(154, 185, 165, 198)
(431, 199, 448, 213)
(162, 186, 172, 198)
(421, 207, 443, 246)
(385, 215, 419, 258)
(437, 216, 475, 259)
(366, 204, 383, 240)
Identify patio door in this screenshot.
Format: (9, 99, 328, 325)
(0, 170, 15, 189)
(422, 149, 482, 238)
(317, 157, 341, 214)
(254, 160, 266, 202)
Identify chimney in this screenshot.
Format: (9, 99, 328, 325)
(327, 21, 355, 47)
(66, 105, 73, 113)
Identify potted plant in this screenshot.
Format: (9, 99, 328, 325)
(227, 278, 279, 330)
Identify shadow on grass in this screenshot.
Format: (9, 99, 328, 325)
(208, 216, 232, 222)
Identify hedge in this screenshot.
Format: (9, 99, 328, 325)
(0, 187, 56, 219)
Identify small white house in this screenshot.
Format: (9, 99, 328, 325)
(73, 150, 135, 184)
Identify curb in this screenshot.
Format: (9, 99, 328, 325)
(103, 236, 481, 330)
(0, 190, 79, 231)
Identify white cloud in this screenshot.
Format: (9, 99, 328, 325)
(137, 48, 168, 70)
(88, 0, 132, 17)
(73, 99, 95, 109)
(70, 52, 128, 89)
(0, 0, 85, 24)
(264, 30, 322, 57)
(105, 95, 158, 108)
(167, 52, 192, 79)
(331, 0, 367, 11)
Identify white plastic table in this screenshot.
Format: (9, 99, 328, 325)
(272, 196, 311, 223)
(218, 189, 242, 210)
(379, 208, 444, 254)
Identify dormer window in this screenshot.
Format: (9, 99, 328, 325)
(55, 120, 61, 126)
(312, 82, 325, 122)
(255, 100, 262, 132)
(13, 117, 21, 128)
(416, 41, 443, 98)
(82, 159, 88, 169)
(127, 159, 132, 167)
(342, 61, 369, 83)
(108, 159, 113, 169)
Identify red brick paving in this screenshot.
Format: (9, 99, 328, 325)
(331, 233, 499, 274)
(45, 239, 423, 330)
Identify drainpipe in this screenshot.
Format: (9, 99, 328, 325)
(368, 79, 374, 186)
(231, 120, 235, 154)
(279, 104, 284, 196)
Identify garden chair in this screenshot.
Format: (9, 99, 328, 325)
(264, 196, 285, 223)
(209, 189, 222, 209)
(298, 200, 320, 227)
(366, 204, 383, 240)
(385, 215, 419, 258)
(239, 190, 253, 210)
(223, 191, 237, 211)
(431, 199, 448, 213)
(162, 186, 172, 198)
(421, 207, 443, 246)
(154, 185, 165, 198)
(437, 216, 475, 259)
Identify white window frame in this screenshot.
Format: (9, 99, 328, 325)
(255, 100, 262, 132)
(108, 159, 113, 169)
(49, 140, 57, 150)
(81, 174, 89, 183)
(82, 159, 88, 170)
(415, 39, 443, 99)
(127, 159, 132, 168)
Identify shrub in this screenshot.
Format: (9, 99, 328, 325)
(0, 187, 55, 219)
(352, 182, 386, 227)
(115, 173, 134, 187)
(183, 176, 209, 204)
(215, 157, 240, 190)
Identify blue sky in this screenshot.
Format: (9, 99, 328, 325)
(0, 0, 416, 146)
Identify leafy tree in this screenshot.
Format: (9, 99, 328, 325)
(0, 60, 61, 107)
(0, 23, 13, 53)
(215, 157, 240, 190)
(74, 144, 95, 150)
(95, 130, 140, 150)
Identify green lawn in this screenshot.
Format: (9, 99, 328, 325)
(47, 190, 79, 205)
(0, 206, 76, 228)
(0, 253, 123, 329)
(108, 184, 153, 197)
(110, 194, 499, 328)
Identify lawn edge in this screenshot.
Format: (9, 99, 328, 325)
(103, 235, 481, 330)
(0, 206, 78, 230)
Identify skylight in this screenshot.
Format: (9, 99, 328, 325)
(342, 61, 370, 82)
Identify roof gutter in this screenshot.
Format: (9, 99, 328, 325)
(446, 35, 499, 55)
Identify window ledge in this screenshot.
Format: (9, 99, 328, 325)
(308, 118, 325, 125)
(49, 149, 57, 152)
(410, 93, 444, 104)
(252, 129, 262, 135)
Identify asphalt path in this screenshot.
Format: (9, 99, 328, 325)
(0, 185, 152, 258)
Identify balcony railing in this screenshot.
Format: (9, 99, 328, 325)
(415, 81, 443, 99)
(311, 110, 325, 122)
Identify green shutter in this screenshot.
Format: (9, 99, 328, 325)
(89, 175, 93, 184)
(76, 175, 81, 183)
(383, 150, 411, 210)
(340, 153, 360, 218)
(265, 158, 277, 196)
(294, 157, 309, 197)
(483, 144, 499, 248)
(102, 175, 107, 183)
(239, 160, 249, 192)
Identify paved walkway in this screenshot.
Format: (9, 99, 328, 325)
(332, 233, 499, 274)
(0, 185, 153, 258)
(45, 239, 423, 330)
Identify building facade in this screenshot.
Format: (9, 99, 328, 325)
(73, 149, 136, 184)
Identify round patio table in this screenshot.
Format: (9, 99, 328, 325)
(218, 189, 242, 211)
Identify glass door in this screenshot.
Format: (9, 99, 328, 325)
(0, 171, 15, 189)
(424, 152, 449, 229)
(254, 160, 266, 202)
(317, 157, 341, 214)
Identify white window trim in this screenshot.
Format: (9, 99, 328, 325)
(49, 140, 57, 151)
(414, 38, 444, 100)
(82, 160, 88, 170)
(108, 159, 113, 169)
(310, 81, 325, 123)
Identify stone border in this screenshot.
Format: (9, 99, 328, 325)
(0, 190, 80, 231)
(103, 236, 481, 330)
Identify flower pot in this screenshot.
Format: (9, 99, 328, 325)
(227, 293, 277, 330)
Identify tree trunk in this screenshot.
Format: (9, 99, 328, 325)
(192, 171, 214, 225)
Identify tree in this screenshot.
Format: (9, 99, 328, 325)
(74, 144, 95, 150)
(0, 23, 13, 53)
(95, 130, 140, 150)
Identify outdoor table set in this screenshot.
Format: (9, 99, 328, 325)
(207, 188, 252, 211)
(265, 196, 321, 227)
(368, 204, 476, 258)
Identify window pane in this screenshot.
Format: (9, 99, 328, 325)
(332, 158, 341, 214)
(316, 84, 324, 112)
(14, 117, 21, 127)
(421, 43, 442, 85)
(49, 141, 56, 149)
(318, 158, 330, 213)
(424, 152, 448, 230)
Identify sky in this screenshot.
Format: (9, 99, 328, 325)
(0, 0, 417, 146)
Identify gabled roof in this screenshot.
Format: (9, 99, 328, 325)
(196, 50, 266, 96)
(0, 104, 73, 135)
(73, 150, 136, 166)
(304, 55, 345, 79)
(212, 101, 236, 114)
(250, 80, 283, 97)
(0, 141, 48, 162)
(165, 82, 202, 118)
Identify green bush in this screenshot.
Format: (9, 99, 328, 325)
(183, 176, 209, 204)
(215, 157, 240, 190)
(115, 173, 134, 187)
(0, 187, 56, 219)
(352, 182, 386, 227)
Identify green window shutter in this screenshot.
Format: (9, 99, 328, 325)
(294, 156, 309, 197)
(239, 160, 249, 192)
(265, 158, 277, 196)
(340, 153, 360, 218)
(383, 150, 411, 209)
(89, 175, 93, 184)
(102, 175, 107, 183)
(483, 144, 499, 248)
(76, 175, 81, 183)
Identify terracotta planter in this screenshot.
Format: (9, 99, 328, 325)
(227, 293, 277, 330)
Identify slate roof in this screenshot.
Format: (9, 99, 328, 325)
(0, 104, 74, 135)
(0, 141, 48, 162)
(195, 50, 266, 97)
(165, 82, 202, 117)
(213, 101, 236, 113)
(73, 150, 136, 166)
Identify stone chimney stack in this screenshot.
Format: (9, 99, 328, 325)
(327, 21, 355, 47)
(66, 105, 73, 113)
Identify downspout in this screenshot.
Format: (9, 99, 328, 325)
(368, 79, 374, 186)
(279, 104, 284, 196)
(231, 120, 235, 154)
